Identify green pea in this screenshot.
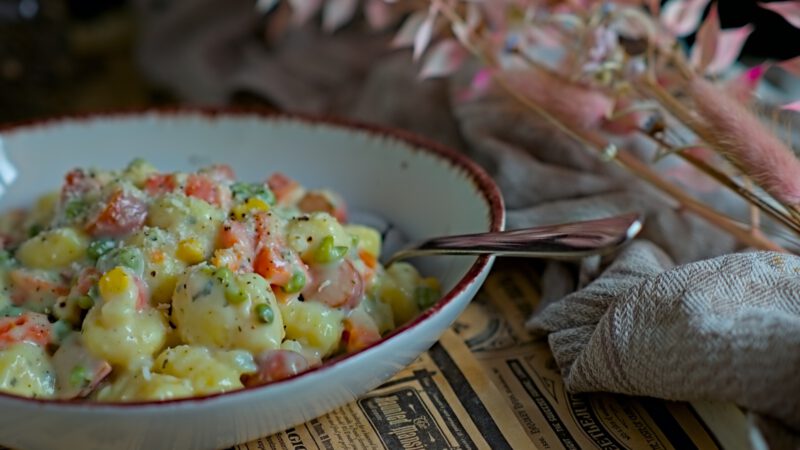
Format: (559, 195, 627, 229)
(97, 247, 144, 276)
(214, 267, 247, 304)
(69, 365, 88, 387)
(414, 285, 439, 309)
(87, 239, 116, 260)
(255, 303, 274, 324)
(314, 235, 348, 264)
(225, 286, 248, 305)
(76, 295, 94, 310)
(283, 271, 306, 294)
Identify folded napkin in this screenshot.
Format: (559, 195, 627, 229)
(528, 241, 800, 447)
(134, 2, 800, 446)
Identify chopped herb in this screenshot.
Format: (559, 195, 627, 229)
(230, 182, 276, 206)
(64, 199, 88, 220)
(87, 239, 116, 260)
(27, 224, 42, 237)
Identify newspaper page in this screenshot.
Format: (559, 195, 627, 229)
(453, 260, 750, 450)
(239, 260, 750, 450)
(236, 329, 531, 450)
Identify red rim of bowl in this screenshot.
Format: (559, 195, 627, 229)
(0, 107, 505, 408)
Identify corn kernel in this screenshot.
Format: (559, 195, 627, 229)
(176, 238, 205, 264)
(231, 197, 270, 219)
(99, 267, 131, 299)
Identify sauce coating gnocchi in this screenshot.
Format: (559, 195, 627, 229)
(0, 160, 439, 401)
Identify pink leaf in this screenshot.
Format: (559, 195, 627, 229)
(288, 0, 323, 25)
(413, 8, 438, 60)
(690, 3, 720, 73)
(725, 65, 768, 103)
(419, 39, 469, 79)
(365, 0, 394, 30)
(782, 100, 800, 111)
(759, 1, 800, 29)
(392, 11, 426, 48)
(661, 0, 712, 37)
(456, 68, 494, 103)
(705, 24, 754, 74)
(778, 56, 800, 76)
(322, 0, 358, 31)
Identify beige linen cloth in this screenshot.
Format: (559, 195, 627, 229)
(134, 1, 799, 447)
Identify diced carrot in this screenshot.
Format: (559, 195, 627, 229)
(61, 168, 101, 200)
(267, 173, 301, 205)
(85, 190, 148, 238)
(342, 316, 381, 353)
(253, 246, 292, 285)
(359, 250, 377, 270)
(245, 350, 310, 386)
(218, 221, 250, 249)
(297, 191, 348, 223)
(200, 164, 236, 183)
(0, 312, 52, 350)
(71, 267, 99, 296)
(184, 174, 231, 209)
(143, 173, 177, 196)
(151, 249, 165, 264)
(9, 269, 69, 308)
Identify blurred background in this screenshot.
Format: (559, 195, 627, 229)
(0, 0, 799, 124)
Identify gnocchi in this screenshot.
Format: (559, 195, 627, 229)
(0, 160, 439, 401)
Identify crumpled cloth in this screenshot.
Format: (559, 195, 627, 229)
(133, 1, 799, 446)
(528, 241, 800, 446)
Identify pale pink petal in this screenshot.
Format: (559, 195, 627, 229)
(365, 0, 394, 30)
(413, 9, 437, 60)
(322, 0, 358, 31)
(420, 39, 469, 78)
(690, 3, 720, 72)
(705, 24, 754, 74)
(782, 100, 800, 111)
(725, 65, 768, 103)
(288, 0, 323, 25)
(661, 0, 712, 37)
(392, 11, 426, 48)
(759, 1, 800, 28)
(256, 0, 280, 13)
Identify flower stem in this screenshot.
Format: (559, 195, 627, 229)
(491, 73, 787, 252)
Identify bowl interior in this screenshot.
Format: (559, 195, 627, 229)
(0, 110, 504, 449)
(0, 110, 499, 309)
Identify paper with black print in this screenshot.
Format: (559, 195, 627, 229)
(234, 329, 530, 450)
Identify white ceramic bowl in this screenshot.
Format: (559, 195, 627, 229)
(0, 109, 504, 450)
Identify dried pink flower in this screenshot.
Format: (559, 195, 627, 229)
(688, 76, 800, 205)
(503, 67, 613, 132)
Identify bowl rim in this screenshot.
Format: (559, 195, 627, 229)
(0, 107, 505, 408)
